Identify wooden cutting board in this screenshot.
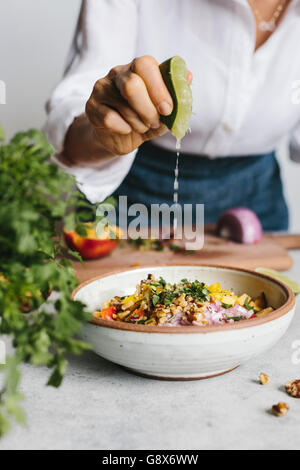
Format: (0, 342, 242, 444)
(73, 230, 300, 283)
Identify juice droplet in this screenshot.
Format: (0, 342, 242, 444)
(173, 216, 178, 233)
(173, 139, 181, 235)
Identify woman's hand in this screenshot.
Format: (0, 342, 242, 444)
(86, 55, 174, 156)
(63, 56, 175, 166)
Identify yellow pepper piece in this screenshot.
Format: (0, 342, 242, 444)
(221, 295, 238, 306)
(256, 307, 274, 317)
(237, 294, 250, 306)
(211, 293, 223, 302)
(123, 295, 137, 304)
(209, 282, 222, 293)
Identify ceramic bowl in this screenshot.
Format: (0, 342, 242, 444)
(73, 266, 295, 380)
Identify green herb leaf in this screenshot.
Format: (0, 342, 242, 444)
(0, 125, 5, 143)
(244, 297, 253, 311)
(152, 294, 160, 306)
(162, 291, 176, 306)
(179, 280, 210, 302)
(222, 303, 233, 309)
(0, 129, 93, 437)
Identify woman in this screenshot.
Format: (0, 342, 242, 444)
(45, 0, 300, 231)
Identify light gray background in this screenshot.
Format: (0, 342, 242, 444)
(0, 0, 299, 231)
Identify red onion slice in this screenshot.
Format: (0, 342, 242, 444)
(217, 207, 263, 245)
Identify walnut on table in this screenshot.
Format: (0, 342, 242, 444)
(272, 402, 290, 417)
(259, 373, 269, 385)
(285, 380, 300, 398)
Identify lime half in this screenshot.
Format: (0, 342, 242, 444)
(159, 56, 193, 141)
(256, 268, 300, 296)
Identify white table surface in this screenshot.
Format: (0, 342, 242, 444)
(1, 252, 300, 451)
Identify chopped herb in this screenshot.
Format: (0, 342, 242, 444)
(244, 297, 253, 311)
(152, 294, 160, 307)
(161, 291, 176, 306)
(167, 315, 176, 323)
(152, 240, 164, 251)
(169, 243, 182, 252)
(222, 303, 233, 309)
(179, 280, 210, 302)
(131, 313, 140, 319)
(128, 238, 164, 251)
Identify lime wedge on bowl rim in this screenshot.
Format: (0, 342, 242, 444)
(255, 268, 300, 296)
(159, 56, 193, 141)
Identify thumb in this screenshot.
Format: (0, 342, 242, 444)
(142, 123, 168, 143)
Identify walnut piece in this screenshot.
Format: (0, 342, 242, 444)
(285, 380, 300, 398)
(259, 373, 269, 385)
(272, 402, 289, 417)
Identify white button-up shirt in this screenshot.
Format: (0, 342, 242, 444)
(44, 0, 300, 203)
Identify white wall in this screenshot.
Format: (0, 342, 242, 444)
(0, 0, 81, 138)
(0, 0, 299, 232)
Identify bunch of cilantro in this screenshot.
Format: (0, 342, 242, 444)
(0, 127, 99, 437)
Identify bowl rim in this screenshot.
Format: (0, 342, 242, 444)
(72, 265, 295, 334)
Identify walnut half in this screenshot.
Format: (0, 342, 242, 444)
(285, 380, 300, 399)
(259, 373, 269, 385)
(272, 402, 289, 417)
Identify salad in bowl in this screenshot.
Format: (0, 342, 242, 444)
(74, 265, 295, 380)
(94, 274, 273, 327)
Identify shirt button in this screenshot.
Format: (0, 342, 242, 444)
(223, 123, 234, 133)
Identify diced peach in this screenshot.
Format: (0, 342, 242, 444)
(63, 222, 120, 260)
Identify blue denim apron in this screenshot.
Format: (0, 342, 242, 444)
(114, 142, 289, 232)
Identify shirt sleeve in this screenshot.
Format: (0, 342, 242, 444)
(290, 122, 300, 163)
(44, 0, 139, 203)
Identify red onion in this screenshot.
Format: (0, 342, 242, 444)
(216, 207, 263, 245)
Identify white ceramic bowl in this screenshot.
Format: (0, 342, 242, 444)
(73, 266, 295, 380)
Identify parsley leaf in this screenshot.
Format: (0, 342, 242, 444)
(0, 129, 95, 437)
(222, 303, 233, 309)
(244, 297, 253, 311)
(179, 280, 210, 302)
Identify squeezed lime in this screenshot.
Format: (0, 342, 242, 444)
(160, 56, 193, 141)
(256, 268, 300, 296)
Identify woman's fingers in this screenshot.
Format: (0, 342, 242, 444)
(114, 70, 160, 129)
(143, 123, 169, 142)
(187, 71, 193, 84)
(90, 76, 150, 134)
(87, 56, 190, 141)
(86, 102, 132, 135)
(115, 101, 151, 134)
(131, 56, 173, 116)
